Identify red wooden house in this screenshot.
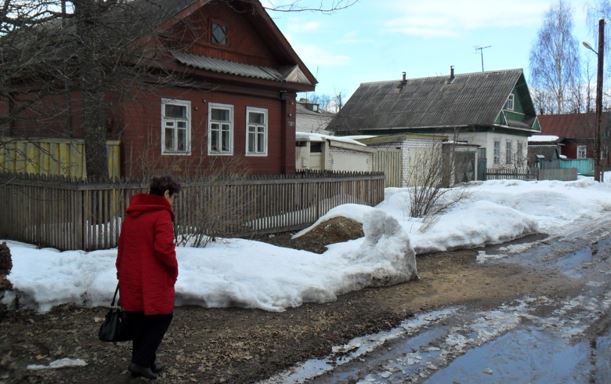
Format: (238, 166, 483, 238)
(1, 0, 316, 177)
(538, 112, 610, 166)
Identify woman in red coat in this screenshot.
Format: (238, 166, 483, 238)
(116, 176, 181, 380)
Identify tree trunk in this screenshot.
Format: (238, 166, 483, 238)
(75, 0, 108, 179)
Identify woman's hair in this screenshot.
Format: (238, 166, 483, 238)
(149, 176, 181, 197)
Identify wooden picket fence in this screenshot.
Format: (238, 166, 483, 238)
(0, 171, 384, 251)
(485, 167, 537, 181)
(486, 167, 577, 181)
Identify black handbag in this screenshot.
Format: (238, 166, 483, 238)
(98, 284, 132, 342)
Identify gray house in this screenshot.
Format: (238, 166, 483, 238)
(328, 68, 541, 170)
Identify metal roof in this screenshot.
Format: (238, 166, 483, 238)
(328, 69, 531, 134)
(172, 51, 312, 85)
(538, 112, 610, 139)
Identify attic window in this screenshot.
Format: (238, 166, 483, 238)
(504, 94, 515, 110)
(211, 22, 227, 45)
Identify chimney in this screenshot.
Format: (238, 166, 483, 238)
(399, 71, 407, 88)
(449, 65, 455, 82)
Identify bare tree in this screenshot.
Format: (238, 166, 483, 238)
(1, 0, 170, 178)
(1, 0, 359, 179)
(529, 0, 581, 114)
(263, 0, 359, 13)
(405, 144, 456, 218)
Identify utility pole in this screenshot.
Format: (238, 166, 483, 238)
(595, 19, 605, 182)
(475, 45, 491, 72)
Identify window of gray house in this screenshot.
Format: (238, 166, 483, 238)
(493, 140, 501, 164)
(504, 94, 514, 110)
(517, 142, 524, 166)
(506, 140, 513, 164)
(577, 145, 587, 159)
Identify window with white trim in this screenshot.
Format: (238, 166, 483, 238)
(161, 98, 191, 155)
(246, 107, 268, 156)
(577, 145, 587, 159)
(211, 22, 228, 46)
(493, 140, 501, 164)
(208, 103, 233, 155)
(504, 94, 514, 110)
(506, 140, 513, 164)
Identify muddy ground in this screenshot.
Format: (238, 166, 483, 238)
(0, 232, 581, 384)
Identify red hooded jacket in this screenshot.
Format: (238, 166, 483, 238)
(116, 193, 178, 315)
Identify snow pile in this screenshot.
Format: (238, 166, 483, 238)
(5, 211, 415, 313)
(3, 244, 116, 312)
(306, 179, 611, 253)
(4, 178, 611, 313)
(177, 209, 416, 311)
(350, 210, 417, 285)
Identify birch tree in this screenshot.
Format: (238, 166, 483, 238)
(529, 0, 581, 114)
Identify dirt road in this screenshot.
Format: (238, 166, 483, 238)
(0, 232, 585, 384)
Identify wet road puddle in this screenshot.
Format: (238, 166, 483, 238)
(425, 328, 609, 384)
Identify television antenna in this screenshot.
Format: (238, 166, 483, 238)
(475, 45, 492, 72)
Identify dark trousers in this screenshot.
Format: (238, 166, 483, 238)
(126, 311, 173, 368)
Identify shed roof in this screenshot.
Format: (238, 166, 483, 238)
(328, 69, 535, 134)
(358, 133, 447, 146)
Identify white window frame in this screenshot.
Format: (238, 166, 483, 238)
(577, 145, 587, 159)
(161, 98, 191, 155)
(493, 140, 501, 165)
(504, 94, 515, 111)
(208, 103, 234, 156)
(506, 140, 513, 164)
(245, 107, 268, 156)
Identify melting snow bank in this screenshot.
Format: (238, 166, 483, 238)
(4, 211, 416, 313)
(4, 179, 611, 313)
(27, 358, 87, 370)
(296, 179, 611, 254)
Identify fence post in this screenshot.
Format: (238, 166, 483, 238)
(316, 181, 321, 218)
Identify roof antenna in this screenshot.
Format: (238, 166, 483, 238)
(475, 45, 491, 72)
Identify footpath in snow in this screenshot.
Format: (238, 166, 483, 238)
(3, 178, 611, 313)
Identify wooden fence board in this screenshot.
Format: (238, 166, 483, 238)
(0, 172, 384, 250)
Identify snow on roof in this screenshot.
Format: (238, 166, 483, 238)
(528, 135, 559, 143)
(341, 135, 377, 141)
(296, 132, 367, 146)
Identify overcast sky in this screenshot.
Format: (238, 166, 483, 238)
(266, 0, 601, 102)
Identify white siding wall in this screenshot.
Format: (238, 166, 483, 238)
(456, 132, 528, 168)
(329, 149, 371, 171)
(401, 139, 444, 187)
(296, 141, 372, 171)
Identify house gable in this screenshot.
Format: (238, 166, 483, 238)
(494, 74, 539, 131)
(164, 1, 277, 67)
(154, 0, 316, 91)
